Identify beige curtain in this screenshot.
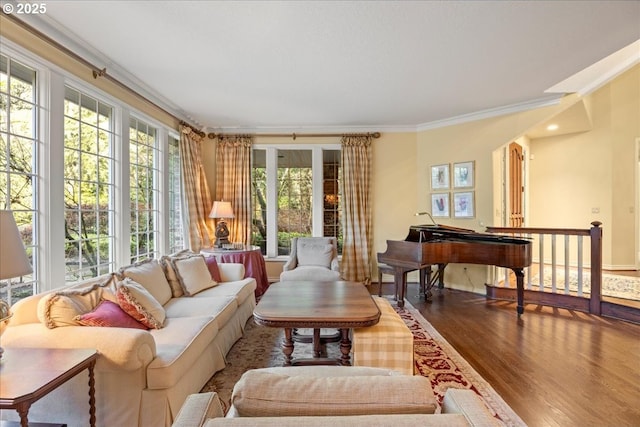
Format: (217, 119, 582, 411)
(215, 135, 252, 245)
(179, 125, 215, 252)
(340, 134, 373, 284)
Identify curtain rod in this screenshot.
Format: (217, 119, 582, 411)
(208, 131, 381, 140)
(4, 14, 203, 133)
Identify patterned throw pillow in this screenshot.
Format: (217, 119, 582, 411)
(75, 299, 148, 330)
(37, 275, 117, 329)
(117, 259, 173, 306)
(116, 278, 166, 329)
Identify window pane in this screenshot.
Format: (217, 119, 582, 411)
(251, 150, 267, 254)
(129, 117, 159, 262)
(277, 149, 312, 255)
(64, 87, 115, 281)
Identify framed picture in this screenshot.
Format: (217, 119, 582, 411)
(430, 192, 450, 217)
(453, 161, 474, 188)
(431, 164, 450, 190)
(453, 191, 474, 218)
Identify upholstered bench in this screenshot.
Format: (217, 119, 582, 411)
(352, 296, 414, 375)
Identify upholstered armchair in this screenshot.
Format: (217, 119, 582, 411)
(279, 237, 341, 281)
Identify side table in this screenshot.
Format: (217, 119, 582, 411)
(0, 348, 98, 427)
(201, 245, 270, 296)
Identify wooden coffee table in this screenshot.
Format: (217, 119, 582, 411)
(0, 348, 98, 427)
(253, 281, 380, 366)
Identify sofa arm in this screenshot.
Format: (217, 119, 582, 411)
(2, 323, 156, 371)
(218, 263, 246, 282)
(172, 392, 225, 427)
(442, 388, 504, 426)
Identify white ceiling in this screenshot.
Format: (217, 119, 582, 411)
(14, 0, 640, 133)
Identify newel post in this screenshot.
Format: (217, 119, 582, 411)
(589, 221, 603, 315)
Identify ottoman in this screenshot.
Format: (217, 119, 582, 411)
(352, 296, 414, 375)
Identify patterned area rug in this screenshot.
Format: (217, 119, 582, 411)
(202, 298, 526, 426)
(529, 270, 640, 300)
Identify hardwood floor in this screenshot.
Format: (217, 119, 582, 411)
(376, 283, 640, 427)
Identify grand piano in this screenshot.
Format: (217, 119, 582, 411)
(377, 223, 532, 315)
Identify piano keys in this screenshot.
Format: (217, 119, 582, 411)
(377, 224, 532, 314)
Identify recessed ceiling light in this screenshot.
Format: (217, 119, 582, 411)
(546, 124, 559, 131)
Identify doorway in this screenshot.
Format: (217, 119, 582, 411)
(508, 142, 524, 227)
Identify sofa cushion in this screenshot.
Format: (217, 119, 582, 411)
(37, 275, 117, 329)
(231, 369, 437, 417)
(75, 299, 148, 330)
(171, 255, 218, 296)
(118, 259, 173, 306)
(296, 241, 334, 268)
(193, 279, 256, 306)
(164, 296, 237, 328)
(147, 316, 219, 389)
(204, 414, 474, 427)
(116, 278, 166, 329)
(280, 266, 341, 281)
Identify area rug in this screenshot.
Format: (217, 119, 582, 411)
(202, 297, 526, 426)
(529, 269, 640, 301)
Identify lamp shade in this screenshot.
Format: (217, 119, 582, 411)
(0, 210, 33, 280)
(209, 201, 235, 219)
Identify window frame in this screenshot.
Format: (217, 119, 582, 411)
(0, 38, 187, 296)
(252, 144, 341, 259)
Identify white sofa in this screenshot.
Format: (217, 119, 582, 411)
(0, 257, 256, 427)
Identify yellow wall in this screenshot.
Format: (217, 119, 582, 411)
(529, 64, 640, 269)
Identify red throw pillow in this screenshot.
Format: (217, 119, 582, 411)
(205, 256, 223, 282)
(75, 300, 148, 330)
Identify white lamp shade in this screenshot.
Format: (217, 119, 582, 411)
(0, 210, 33, 280)
(209, 201, 235, 219)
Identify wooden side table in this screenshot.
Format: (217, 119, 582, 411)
(0, 348, 98, 427)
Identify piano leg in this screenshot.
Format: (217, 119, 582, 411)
(394, 268, 408, 308)
(513, 268, 525, 316)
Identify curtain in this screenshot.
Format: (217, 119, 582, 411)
(179, 125, 215, 252)
(340, 134, 373, 284)
(215, 135, 252, 245)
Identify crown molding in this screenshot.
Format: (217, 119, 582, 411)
(416, 95, 563, 132)
(11, 10, 196, 125)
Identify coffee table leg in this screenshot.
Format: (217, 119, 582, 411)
(15, 402, 30, 427)
(313, 328, 322, 357)
(339, 328, 351, 365)
(283, 328, 294, 365)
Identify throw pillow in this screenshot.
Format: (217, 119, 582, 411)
(37, 275, 117, 329)
(159, 250, 199, 298)
(204, 256, 223, 282)
(171, 255, 218, 296)
(297, 241, 334, 268)
(75, 299, 148, 330)
(117, 259, 173, 306)
(116, 277, 166, 329)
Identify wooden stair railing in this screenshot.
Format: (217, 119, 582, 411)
(484, 222, 638, 324)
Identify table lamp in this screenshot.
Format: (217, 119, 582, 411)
(0, 210, 33, 358)
(209, 201, 235, 248)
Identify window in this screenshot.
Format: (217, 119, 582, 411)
(0, 55, 39, 304)
(63, 87, 115, 281)
(251, 146, 341, 257)
(129, 117, 160, 262)
(167, 134, 185, 254)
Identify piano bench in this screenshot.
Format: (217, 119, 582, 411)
(377, 263, 399, 298)
(352, 296, 414, 375)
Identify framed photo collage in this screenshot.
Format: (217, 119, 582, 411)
(430, 161, 475, 219)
